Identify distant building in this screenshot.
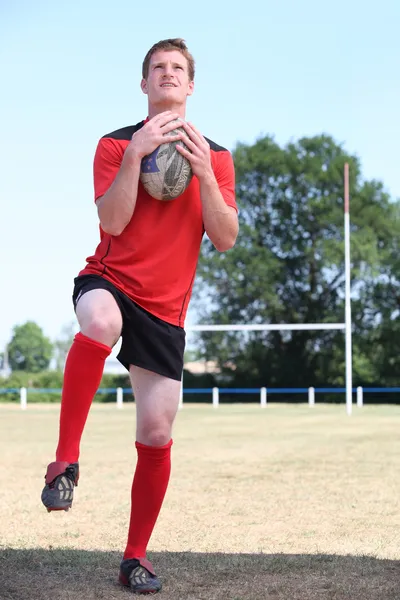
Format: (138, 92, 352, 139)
(103, 356, 225, 376)
(184, 360, 221, 374)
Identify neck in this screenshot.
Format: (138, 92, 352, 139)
(148, 102, 186, 120)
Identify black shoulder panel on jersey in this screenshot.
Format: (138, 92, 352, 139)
(204, 137, 228, 153)
(102, 121, 145, 141)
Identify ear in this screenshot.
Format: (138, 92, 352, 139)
(187, 80, 195, 97)
(141, 78, 148, 95)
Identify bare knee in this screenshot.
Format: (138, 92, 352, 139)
(81, 314, 121, 346)
(76, 289, 122, 346)
(137, 421, 172, 447)
(131, 367, 181, 446)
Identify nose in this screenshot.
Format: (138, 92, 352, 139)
(163, 64, 174, 77)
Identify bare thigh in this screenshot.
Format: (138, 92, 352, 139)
(76, 288, 123, 347)
(130, 365, 181, 447)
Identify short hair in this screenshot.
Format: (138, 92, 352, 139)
(142, 38, 195, 82)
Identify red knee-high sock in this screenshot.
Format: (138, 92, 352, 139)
(124, 440, 173, 560)
(55, 332, 111, 463)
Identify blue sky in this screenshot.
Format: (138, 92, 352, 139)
(0, 0, 399, 354)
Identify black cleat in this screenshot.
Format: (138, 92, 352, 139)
(119, 558, 162, 595)
(41, 461, 79, 512)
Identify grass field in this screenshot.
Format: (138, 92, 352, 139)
(0, 402, 399, 599)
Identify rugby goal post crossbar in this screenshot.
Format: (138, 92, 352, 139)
(182, 322, 349, 410)
(181, 164, 353, 415)
(187, 323, 345, 332)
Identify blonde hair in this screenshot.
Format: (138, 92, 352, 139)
(142, 38, 195, 81)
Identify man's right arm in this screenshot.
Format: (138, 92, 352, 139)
(95, 111, 184, 237)
(96, 149, 142, 236)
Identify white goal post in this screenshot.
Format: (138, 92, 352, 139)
(189, 324, 345, 332)
(183, 165, 353, 415)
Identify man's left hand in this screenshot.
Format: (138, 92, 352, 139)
(175, 122, 214, 181)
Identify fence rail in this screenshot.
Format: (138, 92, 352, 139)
(1, 386, 400, 410)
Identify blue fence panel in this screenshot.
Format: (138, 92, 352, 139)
(363, 387, 400, 393)
(0, 386, 400, 401)
(219, 388, 261, 394)
(265, 388, 309, 394)
(182, 388, 213, 394)
(314, 388, 347, 393)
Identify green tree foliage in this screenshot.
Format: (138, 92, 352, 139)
(194, 135, 400, 387)
(8, 321, 53, 373)
(53, 321, 77, 371)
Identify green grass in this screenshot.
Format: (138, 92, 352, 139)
(0, 403, 399, 599)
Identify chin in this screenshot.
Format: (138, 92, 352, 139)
(159, 89, 180, 99)
(152, 93, 183, 106)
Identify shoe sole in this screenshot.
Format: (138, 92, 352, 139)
(119, 574, 161, 595)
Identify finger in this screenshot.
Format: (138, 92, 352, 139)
(175, 144, 193, 160)
(150, 115, 176, 131)
(179, 120, 198, 140)
(161, 120, 184, 135)
(157, 114, 182, 129)
(179, 124, 209, 153)
(181, 121, 206, 145)
(153, 110, 178, 120)
(187, 122, 207, 142)
(160, 133, 183, 144)
(175, 133, 198, 153)
(148, 111, 171, 124)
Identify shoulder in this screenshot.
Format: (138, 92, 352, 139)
(204, 137, 230, 154)
(94, 121, 145, 161)
(101, 121, 145, 141)
(205, 137, 233, 166)
(205, 137, 234, 175)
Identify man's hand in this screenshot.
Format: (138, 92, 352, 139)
(176, 122, 214, 181)
(127, 111, 183, 161)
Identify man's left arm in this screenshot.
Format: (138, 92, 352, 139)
(177, 122, 239, 252)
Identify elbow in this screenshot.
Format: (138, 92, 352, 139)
(100, 221, 125, 236)
(214, 233, 238, 253)
(215, 241, 235, 253)
(96, 196, 126, 236)
(98, 208, 126, 236)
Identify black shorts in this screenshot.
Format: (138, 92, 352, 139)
(72, 274, 186, 381)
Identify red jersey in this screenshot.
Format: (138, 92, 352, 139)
(79, 120, 237, 327)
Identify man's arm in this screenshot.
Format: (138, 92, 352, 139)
(96, 151, 141, 236)
(96, 111, 183, 236)
(177, 122, 238, 252)
(198, 173, 238, 252)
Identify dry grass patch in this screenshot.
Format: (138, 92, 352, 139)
(0, 402, 399, 599)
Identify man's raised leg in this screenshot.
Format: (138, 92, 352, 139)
(41, 288, 122, 512)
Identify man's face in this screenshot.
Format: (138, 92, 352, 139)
(141, 50, 194, 106)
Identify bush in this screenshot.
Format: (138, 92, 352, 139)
(0, 370, 134, 403)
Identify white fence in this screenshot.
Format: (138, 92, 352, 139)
(3, 385, 368, 410)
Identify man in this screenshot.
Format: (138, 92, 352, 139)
(41, 38, 238, 594)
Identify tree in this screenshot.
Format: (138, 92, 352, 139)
(53, 321, 77, 371)
(8, 321, 53, 373)
(193, 134, 400, 387)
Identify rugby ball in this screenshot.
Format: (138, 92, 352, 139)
(140, 119, 193, 201)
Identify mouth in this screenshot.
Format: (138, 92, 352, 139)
(160, 83, 177, 88)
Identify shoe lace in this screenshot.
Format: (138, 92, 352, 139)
(48, 464, 77, 489)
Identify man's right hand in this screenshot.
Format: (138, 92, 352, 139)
(126, 112, 184, 161)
